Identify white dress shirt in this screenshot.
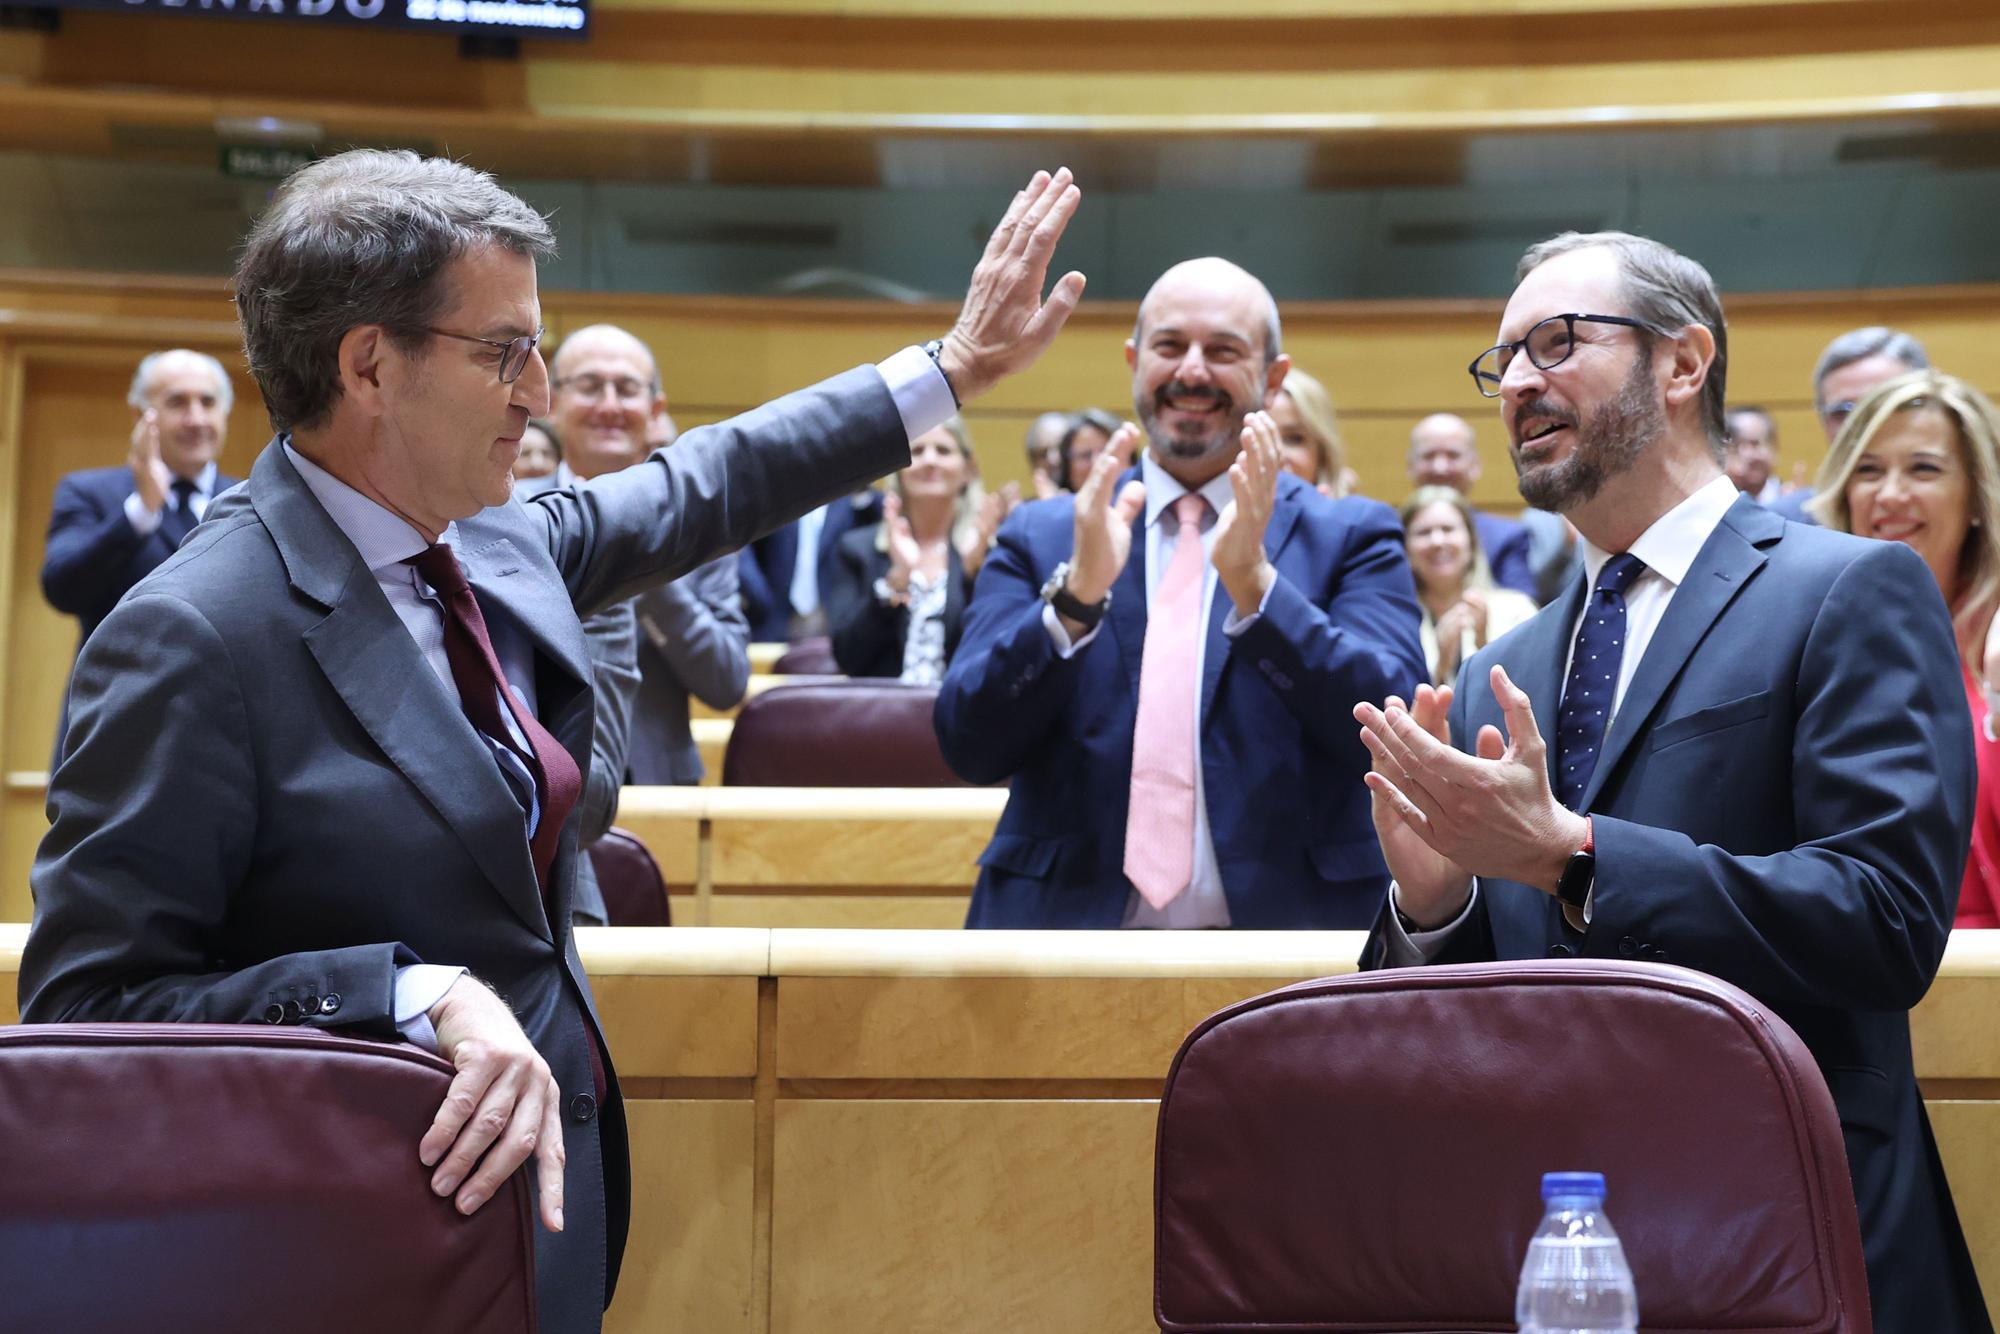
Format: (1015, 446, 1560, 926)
(1387, 473, 1741, 961)
(124, 460, 220, 534)
(1046, 453, 1270, 928)
(288, 350, 954, 1041)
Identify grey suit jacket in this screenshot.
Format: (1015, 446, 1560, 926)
(628, 554, 750, 785)
(18, 365, 908, 1334)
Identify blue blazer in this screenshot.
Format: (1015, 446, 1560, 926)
(936, 470, 1427, 929)
(1363, 495, 1989, 1332)
(1473, 508, 1536, 598)
(739, 489, 882, 639)
(41, 464, 243, 647)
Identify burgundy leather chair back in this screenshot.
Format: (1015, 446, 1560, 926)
(722, 679, 966, 787)
(588, 826, 672, 926)
(1155, 961, 1871, 1333)
(0, 1024, 537, 1333)
(773, 636, 839, 676)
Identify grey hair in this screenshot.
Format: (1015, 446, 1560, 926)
(1810, 327, 1929, 411)
(1516, 231, 1730, 456)
(128, 350, 234, 415)
(233, 149, 556, 433)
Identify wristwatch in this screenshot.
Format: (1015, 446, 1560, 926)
(1556, 816, 1596, 910)
(1041, 560, 1110, 629)
(921, 338, 962, 409)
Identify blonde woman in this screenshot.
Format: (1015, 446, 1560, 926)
(1812, 370, 2000, 926)
(1399, 485, 1537, 686)
(823, 418, 1013, 683)
(1268, 367, 1356, 497)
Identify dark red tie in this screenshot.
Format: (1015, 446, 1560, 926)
(409, 543, 581, 905)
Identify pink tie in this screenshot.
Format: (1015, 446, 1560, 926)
(1125, 493, 1208, 909)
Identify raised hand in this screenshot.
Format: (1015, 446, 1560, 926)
(421, 974, 566, 1232)
(1212, 410, 1281, 616)
(127, 408, 170, 515)
(1354, 684, 1473, 927)
(961, 482, 1019, 579)
(1354, 664, 1587, 901)
(936, 169, 1087, 404)
(1064, 423, 1146, 612)
(882, 492, 922, 594)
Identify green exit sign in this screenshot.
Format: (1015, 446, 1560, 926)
(219, 144, 319, 181)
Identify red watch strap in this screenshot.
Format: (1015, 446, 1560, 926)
(1582, 815, 1595, 856)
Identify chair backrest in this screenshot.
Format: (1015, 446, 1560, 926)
(1155, 960, 1871, 1334)
(722, 679, 966, 787)
(0, 1023, 538, 1334)
(588, 826, 673, 926)
(773, 635, 839, 676)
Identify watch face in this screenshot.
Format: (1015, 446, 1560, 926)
(1559, 851, 1595, 908)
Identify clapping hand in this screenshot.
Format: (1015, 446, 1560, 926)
(1211, 410, 1281, 616)
(127, 408, 171, 515)
(961, 482, 1019, 579)
(935, 170, 1087, 404)
(882, 492, 922, 598)
(1061, 422, 1146, 630)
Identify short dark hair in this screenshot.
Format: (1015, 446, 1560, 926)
(1516, 231, 1730, 456)
(234, 149, 555, 433)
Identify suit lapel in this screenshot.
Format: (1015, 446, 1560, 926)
(1578, 497, 1775, 810)
(251, 442, 552, 941)
(459, 533, 594, 763)
(1508, 575, 1586, 786)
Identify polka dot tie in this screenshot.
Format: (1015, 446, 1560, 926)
(1554, 552, 1646, 811)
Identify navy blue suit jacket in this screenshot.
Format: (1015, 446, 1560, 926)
(42, 464, 242, 647)
(739, 489, 883, 639)
(1363, 496, 1989, 1332)
(1472, 508, 1535, 598)
(937, 470, 1427, 929)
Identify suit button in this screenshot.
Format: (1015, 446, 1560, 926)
(569, 1094, 598, 1125)
(1546, 944, 1574, 958)
(262, 1004, 285, 1024)
(300, 995, 320, 1015)
(319, 994, 342, 1016)
(281, 1000, 302, 1023)
(1617, 936, 1638, 959)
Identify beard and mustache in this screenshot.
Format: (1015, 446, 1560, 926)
(1511, 351, 1666, 512)
(1135, 378, 1260, 468)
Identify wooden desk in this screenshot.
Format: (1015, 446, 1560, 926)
(2, 926, 1997, 1333)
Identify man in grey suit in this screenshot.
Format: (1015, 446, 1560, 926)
(545, 323, 750, 786)
(18, 149, 1086, 1333)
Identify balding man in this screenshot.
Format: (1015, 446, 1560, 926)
(1406, 412, 1537, 596)
(938, 257, 1426, 928)
(41, 349, 244, 758)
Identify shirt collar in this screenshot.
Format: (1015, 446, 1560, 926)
(1578, 472, 1740, 591)
(176, 460, 219, 496)
(1139, 451, 1235, 528)
(282, 439, 456, 573)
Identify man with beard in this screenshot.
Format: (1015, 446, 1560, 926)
(42, 348, 244, 760)
(1353, 232, 1989, 1331)
(936, 257, 1426, 928)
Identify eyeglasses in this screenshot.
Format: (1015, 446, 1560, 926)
(426, 326, 544, 384)
(552, 373, 652, 404)
(1824, 400, 1860, 427)
(1468, 313, 1665, 398)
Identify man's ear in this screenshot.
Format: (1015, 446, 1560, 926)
(337, 325, 391, 418)
(1264, 352, 1293, 400)
(1124, 339, 1138, 372)
(1664, 324, 1716, 416)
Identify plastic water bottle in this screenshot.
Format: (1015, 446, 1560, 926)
(1515, 1171, 1639, 1334)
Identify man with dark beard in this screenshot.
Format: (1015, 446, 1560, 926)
(936, 257, 1426, 928)
(1353, 232, 1989, 1332)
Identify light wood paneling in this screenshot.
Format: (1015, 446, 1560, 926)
(769, 1098, 1158, 1334)
(607, 1098, 759, 1334)
(588, 974, 760, 1079)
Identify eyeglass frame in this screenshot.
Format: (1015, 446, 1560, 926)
(1467, 313, 1672, 398)
(424, 326, 545, 384)
(549, 371, 655, 404)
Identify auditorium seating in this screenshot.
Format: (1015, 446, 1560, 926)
(1155, 960, 1872, 1332)
(772, 636, 839, 676)
(0, 1022, 537, 1332)
(589, 825, 674, 926)
(721, 679, 966, 788)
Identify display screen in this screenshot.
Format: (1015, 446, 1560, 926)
(39, 0, 587, 39)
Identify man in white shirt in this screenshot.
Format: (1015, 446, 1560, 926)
(1353, 230, 1988, 1332)
(20, 149, 1087, 1334)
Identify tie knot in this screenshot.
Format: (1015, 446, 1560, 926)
(170, 478, 196, 500)
(408, 542, 468, 596)
(1171, 493, 1207, 533)
(1596, 552, 1646, 597)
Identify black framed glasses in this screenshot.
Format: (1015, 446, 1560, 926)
(426, 326, 544, 383)
(1468, 313, 1663, 398)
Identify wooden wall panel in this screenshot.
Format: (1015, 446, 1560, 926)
(607, 1099, 759, 1334)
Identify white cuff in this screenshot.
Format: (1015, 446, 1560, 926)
(1221, 581, 1274, 636)
(1380, 880, 1479, 966)
(1042, 601, 1100, 658)
(393, 963, 467, 1053)
(125, 490, 164, 535)
(877, 345, 959, 445)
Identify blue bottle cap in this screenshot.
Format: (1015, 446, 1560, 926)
(1541, 1171, 1607, 1202)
